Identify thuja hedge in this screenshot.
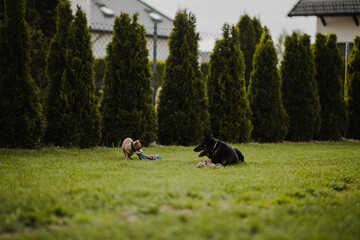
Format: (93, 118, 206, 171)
(206, 24, 252, 142)
(0, 0, 45, 148)
(0, 0, 353, 147)
(44, 0, 73, 146)
(314, 33, 347, 140)
(157, 10, 209, 146)
(236, 14, 262, 90)
(281, 33, 321, 141)
(101, 13, 157, 147)
(60, 6, 101, 147)
(248, 27, 289, 142)
(345, 36, 360, 139)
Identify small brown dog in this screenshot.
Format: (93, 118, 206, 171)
(122, 138, 142, 160)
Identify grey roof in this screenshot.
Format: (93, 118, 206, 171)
(288, 0, 360, 16)
(90, 0, 173, 36)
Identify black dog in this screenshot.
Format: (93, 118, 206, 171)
(193, 132, 244, 166)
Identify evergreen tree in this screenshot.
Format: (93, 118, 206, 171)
(248, 27, 289, 142)
(314, 33, 347, 140)
(44, 0, 73, 146)
(345, 36, 360, 139)
(206, 24, 252, 142)
(236, 14, 262, 90)
(252, 17, 263, 44)
(0, 0, 4, 23)
(0, 0, 45, 148)
(280, 33, 321, 141)
(157, 10, 209, 145)
(26, 0, 58, 40)
(60, 6, 101, 147)
(26, 0, 59, 97)
(101, 13, 157, 147)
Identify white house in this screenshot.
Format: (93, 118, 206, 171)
(288, 0, 360, 61)
(69, 0, 173, 59)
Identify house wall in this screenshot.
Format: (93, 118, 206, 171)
(316, 16, 360, 43)
(70, 0, 91, 24)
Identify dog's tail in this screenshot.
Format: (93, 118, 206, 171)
(233, 147, 244, 162)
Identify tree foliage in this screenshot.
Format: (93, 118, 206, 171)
(207, 24, 252, 142)
(0, 0, 4, 23)
(60, 6, 101, 147)
(44, 0, 73, 146)
(26, 0, 59, 97)
(236, 14, 262, 90)
(248, 27, 289, 142)
(345, 36, 360, 139)
(314, 33, 347, 140)
(280, 33, 321, 141)
(101, 13, 157, 147)
(0, 0, 45, 148)
(157, 10, 209, 145)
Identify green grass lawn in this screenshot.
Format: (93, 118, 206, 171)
(1, 142, 360, 239)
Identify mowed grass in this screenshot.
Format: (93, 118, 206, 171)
(1, 142, 360, 239)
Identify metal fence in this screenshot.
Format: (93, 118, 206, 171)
(90, 22, 221, 63)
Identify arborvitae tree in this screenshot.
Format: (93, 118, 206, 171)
(252, 17, 263, 45)
(60, 6, 101, 147)
(26, 0, 59, 97)
(281, 33, 321, 141)
(26, 0, 58, 40)
(345, 36, 360, 139)
(0, 0, 45, 148)
(44, 0, 72, 146)
(101, 13, 157, 147)
(0, 0, 4, 23)
(248, 27, 289, 142)
(206, 24, 252, 142)
(236, 14, 262, 90)
(157, 10, 209, 145)
(314, 33, 347, 140)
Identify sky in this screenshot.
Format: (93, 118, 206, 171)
(142, 0, 317, 48)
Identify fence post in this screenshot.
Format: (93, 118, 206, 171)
(152, 23, 158, 106)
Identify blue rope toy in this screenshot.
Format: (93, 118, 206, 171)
(137, 153, 162, 160)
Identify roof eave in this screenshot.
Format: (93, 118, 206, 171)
(288, 13, 360, 17)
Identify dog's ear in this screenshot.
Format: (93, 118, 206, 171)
(205, 130, 213, 138)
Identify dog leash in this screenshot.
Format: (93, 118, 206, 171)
(210, 141, 220, 158)
(211, 141, 218, 153)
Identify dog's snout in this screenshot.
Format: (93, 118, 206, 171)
(193, 146, 201, 152)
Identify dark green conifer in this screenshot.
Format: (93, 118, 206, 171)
(26, 0, 58, 40)
(236, 14, 262, 90)
(0, 0, 45, 148)
(248, 27, 289, 142)
(26, 0, 59, 97)
(60, 6, 101, 147)
(280, 33, 321, 141)
(44, 0, 73, 146)
(207, 24, 252, 142)
(0, 0, 4, 23)
(252, 17, 263, 44)
(314, 33, 347, 140)
(157, 10, 209, 145)
(345, 36, 360, 139)
(101, 13, 157, 147)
